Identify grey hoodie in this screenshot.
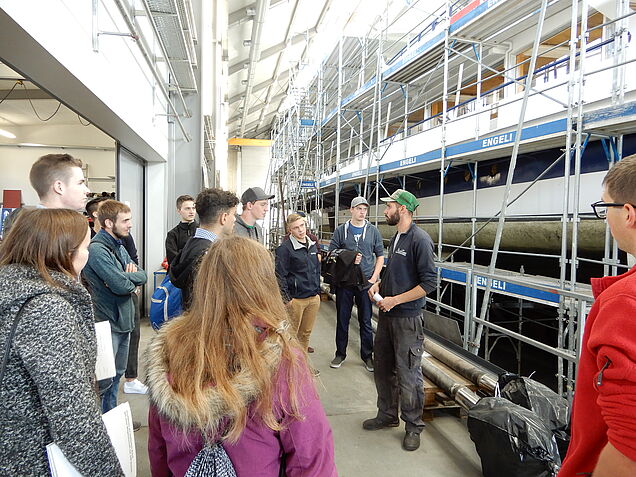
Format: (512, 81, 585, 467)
(0, 264, 123, 476)
(234, 214, 265, 244)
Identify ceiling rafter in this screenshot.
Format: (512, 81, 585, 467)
(228, 29, 317, 76)
(228, 91, 286, 124)
(228, 70, 289, 105)
(228, 0, 287, 28)
(229, 0, 335, 138)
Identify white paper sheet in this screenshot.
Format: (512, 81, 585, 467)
(46, 443, 82, 477)
(47, 403, 137, 477)
(94, 321, 116, 381)
(102, 402, 137, 477)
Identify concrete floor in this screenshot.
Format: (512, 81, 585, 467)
(123, 300, 483, 476)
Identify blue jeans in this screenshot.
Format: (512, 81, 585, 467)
(98, 330, 130, 413)
(335, 286, 373, 360)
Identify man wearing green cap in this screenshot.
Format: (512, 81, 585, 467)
(363, 188, 437, 452)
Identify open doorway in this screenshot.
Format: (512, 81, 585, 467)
(0, 60, 117, 231)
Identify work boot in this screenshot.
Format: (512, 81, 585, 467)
(362, 417, 399, 431)
(402, 431, 420, 451)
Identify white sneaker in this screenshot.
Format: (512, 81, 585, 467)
(123, 379, 148, 394)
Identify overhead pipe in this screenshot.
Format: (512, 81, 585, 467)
(254, 0, 301, 133)
(140, 0, 194, 113)
(111, 0, 192, 141)
(240, 0, 271, 137)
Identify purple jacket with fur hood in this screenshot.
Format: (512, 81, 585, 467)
(145, 325, 337, 477)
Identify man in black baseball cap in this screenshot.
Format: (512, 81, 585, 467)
(234, 187, 275, 244)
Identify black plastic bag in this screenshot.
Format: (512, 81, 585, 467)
(468, 397, 560, 477)
(499, 374, 570, 459)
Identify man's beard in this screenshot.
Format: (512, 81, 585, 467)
(112, 225, 129, 239)
(385, 210, 399, 226)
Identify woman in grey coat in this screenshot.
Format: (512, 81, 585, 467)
(0, 208, 122, 476)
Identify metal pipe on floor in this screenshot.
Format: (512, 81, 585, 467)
(424, 339, 498, 393)
(421, 359, 480, 410)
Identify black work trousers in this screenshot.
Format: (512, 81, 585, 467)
(125, 292, 140, 379)
(373, 312, 426, 434)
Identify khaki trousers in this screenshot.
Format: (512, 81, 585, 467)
(287, 295, 320, 351)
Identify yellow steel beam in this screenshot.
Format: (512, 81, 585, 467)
(228, 137, 272, 147)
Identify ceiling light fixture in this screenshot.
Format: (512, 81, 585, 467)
(0, 128, 16, 139)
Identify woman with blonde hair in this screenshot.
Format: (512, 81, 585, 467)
(0, 208, 122, 476)
(146, 236, 336, 477)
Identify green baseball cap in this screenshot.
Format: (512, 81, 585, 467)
(381, 188, 419, 212)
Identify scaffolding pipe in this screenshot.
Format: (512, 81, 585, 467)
(472, 0, 550, 353)
(570, 0, 589, 290)
(565, 0, 589, 399)
(556, 0, 579, 397)
(437, 1, 451, 314)
(335, 37, 343, 227)
(363, 45, 381, 199)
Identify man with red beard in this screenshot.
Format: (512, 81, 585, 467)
(364, 189, 436, 452)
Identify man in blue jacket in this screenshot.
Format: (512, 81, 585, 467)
(275, 213, 321, 375)
(83, 200, 147, 413)
(329, 196, 384, 372)
(364, 189, 436, 452)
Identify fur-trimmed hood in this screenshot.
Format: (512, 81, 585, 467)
(145, 323, 284, 435)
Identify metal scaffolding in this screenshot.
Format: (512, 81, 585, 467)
(268, 0, 636, 397)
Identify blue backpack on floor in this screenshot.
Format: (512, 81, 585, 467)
(150, 275, 183, 330)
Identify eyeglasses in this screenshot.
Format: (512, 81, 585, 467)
(590, 200, 636, 219)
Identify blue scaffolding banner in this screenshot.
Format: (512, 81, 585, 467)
(300, 180, 316, 189)
(439, 267, 560, 305)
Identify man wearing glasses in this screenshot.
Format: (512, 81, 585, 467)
(559, 154, 636, 477)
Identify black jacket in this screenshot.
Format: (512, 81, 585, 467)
(380, 223, 437, 317)
(322, 249, 365, 289)
(165, 221, 198, 265)
(275, 236, 321, 301)
(168, 237, 211, 309)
